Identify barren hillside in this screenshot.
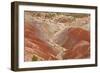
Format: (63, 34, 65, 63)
(24, 11, 90, 61)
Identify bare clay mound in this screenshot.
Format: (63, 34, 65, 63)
(24, 12, 90, 61)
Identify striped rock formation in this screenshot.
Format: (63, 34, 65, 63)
(24, 12, 90, 61)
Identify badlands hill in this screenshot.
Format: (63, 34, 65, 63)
(24, 11, 90, 61)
